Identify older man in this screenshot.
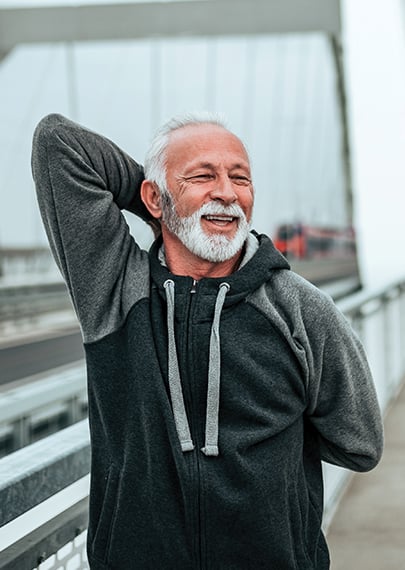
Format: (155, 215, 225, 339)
(32, 113, 383, 570)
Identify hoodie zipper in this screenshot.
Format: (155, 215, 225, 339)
(191, 280, 205, 569)
(180, 278, 203, 569)
(189, 279, 206, 569)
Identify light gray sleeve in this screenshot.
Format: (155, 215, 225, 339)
(302, 290, 384, 472)
(31, 113, 150, 343)
(253, 274, 383, 473)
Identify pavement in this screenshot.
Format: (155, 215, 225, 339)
(327, 381, 405, 570)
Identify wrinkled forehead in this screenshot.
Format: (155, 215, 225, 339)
(166, 123, 251, 168)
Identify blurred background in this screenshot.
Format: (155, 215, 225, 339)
(0, 1, 404, 569)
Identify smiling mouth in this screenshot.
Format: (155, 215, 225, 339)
(203, 215, 238, 226)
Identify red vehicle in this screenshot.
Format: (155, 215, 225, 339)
(273, 223, 356, 260)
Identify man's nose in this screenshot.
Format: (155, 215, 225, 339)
(209, 175, 237, 203)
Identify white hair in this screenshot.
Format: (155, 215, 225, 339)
(144, 111, 229, 194)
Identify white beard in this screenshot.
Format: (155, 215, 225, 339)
(160, 195, 251, 263)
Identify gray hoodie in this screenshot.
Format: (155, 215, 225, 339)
(31, 113, 383, 570)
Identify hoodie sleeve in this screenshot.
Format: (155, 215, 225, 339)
(303, 291, 384, 472)
(31, 113, 151, 343)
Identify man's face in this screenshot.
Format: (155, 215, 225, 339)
(161, 124, 254, 262)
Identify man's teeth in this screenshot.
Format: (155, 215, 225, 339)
(205, 215, 234, 222)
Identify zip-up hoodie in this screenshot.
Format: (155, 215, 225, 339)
(31, 114, 383, 570)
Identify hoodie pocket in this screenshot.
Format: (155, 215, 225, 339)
(91, 464, 120, 564)
(288, 482, 315, 569)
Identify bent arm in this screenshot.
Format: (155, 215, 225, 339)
(305, 296, 383, 472)
(32, 113, 151, 342)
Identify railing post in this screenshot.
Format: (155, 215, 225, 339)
(11, 417, 29, 451)
(382, 294, 392, 395)
(67, 396, 80, 424)
(399, 282, 405, 375)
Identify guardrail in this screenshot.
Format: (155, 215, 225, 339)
(0, 247, 55, 278)
(0, 268, 357, 327)
(0, 280, 71, 324)
(0, 363, 87, 457)
(0, 421, 90, 570)
(0, 278, 404, 569)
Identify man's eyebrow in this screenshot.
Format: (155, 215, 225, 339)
(229, 163, 251, 171)
(186, 162, 215, 171)
(184, 161, 250, 172)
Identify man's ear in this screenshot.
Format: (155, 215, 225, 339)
(140, 180, 162, 219)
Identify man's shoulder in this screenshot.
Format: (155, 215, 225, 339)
(248, 267, 338, 329)
(271, 268, 329, 300)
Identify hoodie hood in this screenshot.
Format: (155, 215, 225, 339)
(149, 231, 290, 305)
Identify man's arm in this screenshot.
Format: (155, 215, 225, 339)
(32, 113, 151, 343)
(305, 293, 384, 472)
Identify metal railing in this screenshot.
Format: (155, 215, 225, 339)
(0, 278, 404, 569)
(0, 280, 71, 325)
(0, 363, 87, 457)
(0, 421, 90, 570)
(0, 248, 55, 279)
(0, 263, 358, 327)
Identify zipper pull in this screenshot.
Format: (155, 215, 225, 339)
(190, 279, 198, 294)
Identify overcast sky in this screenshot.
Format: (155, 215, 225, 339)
(0, 33, 347, 249)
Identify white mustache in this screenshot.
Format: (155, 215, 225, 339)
(197, 202, 246, 219)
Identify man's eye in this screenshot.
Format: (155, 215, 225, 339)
(187, 174, 213, 181)
(231, 176, 251, 185)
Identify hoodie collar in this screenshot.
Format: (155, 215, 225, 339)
(149, 231, 290, 303)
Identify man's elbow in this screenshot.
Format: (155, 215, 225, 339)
(33, 113, 66, 146)
(32, 113, 70, 179)
(321, 433, 384, 473)
(349, 444, 383, 473)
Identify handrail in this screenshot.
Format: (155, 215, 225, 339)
(0, 423, 90, 570)
(0, 363, 86, 425)
(337, 277, 405, 316)
(0, 498, 88, 570)
(0, 420, 90, 527)
(0, 280, 71, 323)
(0, 363, 87, 454)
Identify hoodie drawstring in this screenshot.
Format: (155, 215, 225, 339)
(163, 279, 230, 457)
(201, 282, 230, 456)
(163, 279, 195, 452)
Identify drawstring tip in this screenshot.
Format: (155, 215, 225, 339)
(181, 440, 195, 452)
(201, 445, 219, 457)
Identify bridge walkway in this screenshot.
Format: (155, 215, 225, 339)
(327, 380, 405, 570)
